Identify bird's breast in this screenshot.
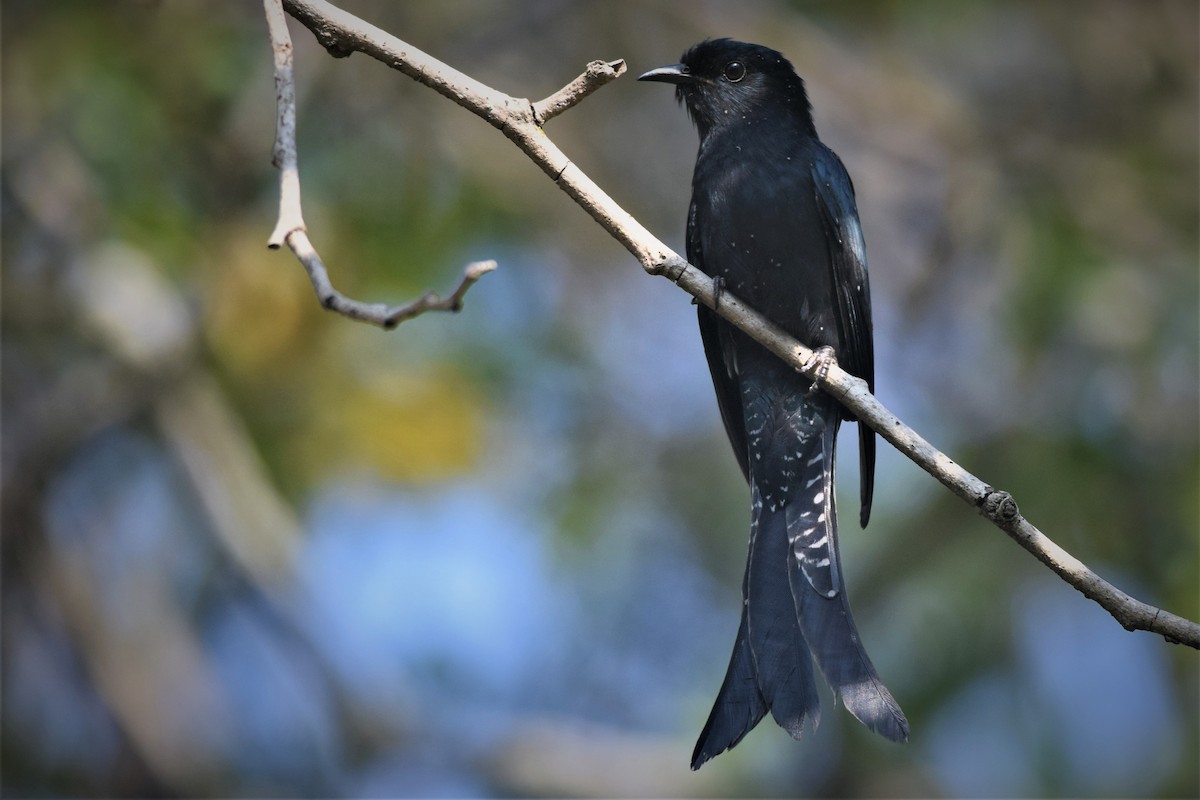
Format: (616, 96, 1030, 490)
(692, 144, 838, 350)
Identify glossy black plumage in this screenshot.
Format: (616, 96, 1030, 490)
(640, 39, 907, 768)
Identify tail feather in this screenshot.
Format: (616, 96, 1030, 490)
(691, 486, 819, 770)
(745, 485, 820, 739)
(690, 611, 766, 769)
(786, 420, 908, 741)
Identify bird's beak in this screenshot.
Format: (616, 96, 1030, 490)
(637, 64, 691, 84)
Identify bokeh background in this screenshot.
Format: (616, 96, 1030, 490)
(3, 1, 1197, 797)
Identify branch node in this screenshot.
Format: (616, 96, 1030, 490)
(376, 260, 497, 329)
(662, 254, 689, 282)
(980, 489, 1021, 524)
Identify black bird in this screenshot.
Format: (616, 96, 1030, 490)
(640, 39, 908, 768)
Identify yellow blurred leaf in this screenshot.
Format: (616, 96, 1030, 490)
(204, 225, 314, 376)
(294, 368, 486, 483)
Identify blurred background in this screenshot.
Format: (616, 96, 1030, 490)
(3, 1, 1197, 797)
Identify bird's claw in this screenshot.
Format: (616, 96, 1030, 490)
(691, 276, 726, 308)
(802, 345, 837, 393)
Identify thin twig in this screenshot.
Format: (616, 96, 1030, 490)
(288, 229, 495, 329)
(269, 0, 1200, 649)
(533, 59, 627, 124)
(262, 0, 494, 328)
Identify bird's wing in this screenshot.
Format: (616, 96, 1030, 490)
(811, 144, 876, 526)
(689, 197, 750, 481)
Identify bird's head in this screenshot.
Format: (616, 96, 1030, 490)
(639, 38, 813, 139)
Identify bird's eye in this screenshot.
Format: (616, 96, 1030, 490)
(723, 61, 746, 82)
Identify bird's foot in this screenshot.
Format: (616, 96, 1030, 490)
(802, 345, 837, 393)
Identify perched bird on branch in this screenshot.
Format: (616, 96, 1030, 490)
(640, 38, 908, 769)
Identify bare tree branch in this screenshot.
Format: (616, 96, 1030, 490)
(262, 0, 493, 328)
(266, 0, 1200, 649)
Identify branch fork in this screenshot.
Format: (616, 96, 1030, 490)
(263, 0, 492, 328)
